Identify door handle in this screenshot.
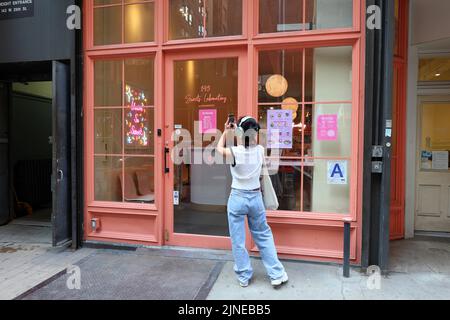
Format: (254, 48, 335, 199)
(57, 169, 64, 182)
(164, 147, 170, 174)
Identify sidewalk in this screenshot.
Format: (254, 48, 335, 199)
(208, 260, 450, 300)
(2, 234, 450, 300)
(0, 223, 93, 300)
(207, 237, 450, 300)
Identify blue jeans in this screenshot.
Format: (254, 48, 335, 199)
(227, 188, 285, 283)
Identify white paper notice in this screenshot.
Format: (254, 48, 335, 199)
(432, 151, 449, 170)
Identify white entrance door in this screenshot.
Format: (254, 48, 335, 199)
(415, 96, 450, 232)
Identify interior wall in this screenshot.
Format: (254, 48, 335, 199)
(11, 84, 52, 168)
(12, 82, 52, 100)
(421, 103, 450, 150)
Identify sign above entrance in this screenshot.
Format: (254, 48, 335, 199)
(0, 0, 34, 20)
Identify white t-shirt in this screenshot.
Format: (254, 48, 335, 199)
(230, 145, 264, 191)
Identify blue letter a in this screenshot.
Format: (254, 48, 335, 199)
(331, 164, 343, 178)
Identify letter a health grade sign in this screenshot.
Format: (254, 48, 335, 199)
(327, 161, 348, 185)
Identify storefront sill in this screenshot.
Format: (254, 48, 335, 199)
(86, 233, 158, 244)
(253, 28, 360, 42)
(252, 32, 361, 49)
(85, 42, 159, 53)
(266, 212, 354, 224)
(252, 245, 356, 261)
(87, 203, 159, 214)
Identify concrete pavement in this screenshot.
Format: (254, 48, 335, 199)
(1, 227, 450, 300)
(208, 237, 450, 300)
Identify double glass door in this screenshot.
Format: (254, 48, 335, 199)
(164, 50, 247, 248)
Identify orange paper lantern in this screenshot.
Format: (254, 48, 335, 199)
(265, 74, 288, 98)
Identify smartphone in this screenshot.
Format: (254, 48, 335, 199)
(228, 113, 235, 128)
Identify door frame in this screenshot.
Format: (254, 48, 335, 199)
(163, 47, 249, 249)
(405, 50, 450, 238)
(414, 94, 450, 232)
(0, 61, 76, 245)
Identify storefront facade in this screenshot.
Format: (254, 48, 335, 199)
(83, 0, 366, 264)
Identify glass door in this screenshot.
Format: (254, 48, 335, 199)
(164, 49, 247, 249)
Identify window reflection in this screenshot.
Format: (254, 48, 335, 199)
(259, 0, 304, 33)
(94, 109, 123, 155)
(169, 0, 243, 40)
(94, 0, 155, 46)
(259, 0, 353, 34)
(305, 0, 353, 30)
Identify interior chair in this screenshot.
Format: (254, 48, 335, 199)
(119, 172, 155, 203)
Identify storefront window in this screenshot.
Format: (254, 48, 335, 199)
(259, 0, 353, 34)
(94, 57, 155, 204)
(303, 159, 351, 213)
(258, 45, 352, 213)
(94, 0, 155, 46)
(169, 0, 243, 40)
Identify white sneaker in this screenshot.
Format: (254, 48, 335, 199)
(271, 272, 289, 288)
(239, 279, 250, 288)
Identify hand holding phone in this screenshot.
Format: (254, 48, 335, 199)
(227, 113, 235, 129)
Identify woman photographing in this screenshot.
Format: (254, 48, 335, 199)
(217, 115, 288, 288)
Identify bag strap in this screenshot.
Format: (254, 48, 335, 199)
(229, 147, 236, 167)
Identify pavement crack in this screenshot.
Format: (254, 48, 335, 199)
(340, 280, 346, 300)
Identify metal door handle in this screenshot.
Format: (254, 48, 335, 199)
(164, 147, 170, 174)
(57, 169, 64, 182)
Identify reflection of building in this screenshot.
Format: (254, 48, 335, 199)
(1, 1, 450, 273)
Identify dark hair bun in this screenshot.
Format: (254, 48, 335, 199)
(240, 117, 261, 133)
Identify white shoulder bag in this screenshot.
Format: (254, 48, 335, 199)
(261, 149, 279, 211)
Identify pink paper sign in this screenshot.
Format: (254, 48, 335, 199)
(199, 109, 217, 133)
(317, 114, 338, 141)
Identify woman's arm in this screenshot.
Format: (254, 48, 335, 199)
(216, 128, 233, 158)
(217, 119, 235, 158)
